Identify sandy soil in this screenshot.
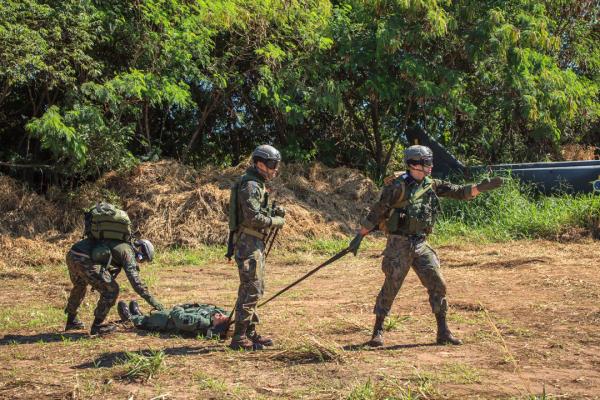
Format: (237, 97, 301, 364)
(1, 238, 599, 399)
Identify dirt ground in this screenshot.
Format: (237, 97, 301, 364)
(1, 238, 599, 399)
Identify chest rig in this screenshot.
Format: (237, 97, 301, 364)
(385, 174, 441, 236)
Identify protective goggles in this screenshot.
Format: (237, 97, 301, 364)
(264, 159, 279, 170)
(409, 157, 433, 167)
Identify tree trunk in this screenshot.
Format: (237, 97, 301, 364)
(183, 91, 222, 162)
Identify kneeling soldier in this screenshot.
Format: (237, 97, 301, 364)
(64, 238, 164, 335)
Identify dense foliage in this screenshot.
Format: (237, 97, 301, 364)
(1, 0, 598, 185)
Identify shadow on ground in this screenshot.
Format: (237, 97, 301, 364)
(73, 345, 226, 369)
(343, 342, 437, 351)
(0, 332, 88, 345)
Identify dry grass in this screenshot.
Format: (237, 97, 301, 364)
(270, 335, 347, 365)
(561, 144, 598, 161)
(0, 160, 378, 254)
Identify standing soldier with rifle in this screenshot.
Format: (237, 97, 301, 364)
(226, 144, 286, 350)
(348, 145, 503, 347)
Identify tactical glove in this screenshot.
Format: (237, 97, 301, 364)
(477, 177, 504, 192)
(348, 233, 364, 256)
(147, 297, 165, 311)
(270, 216, 285, 228)
(272, 205, 286, 217)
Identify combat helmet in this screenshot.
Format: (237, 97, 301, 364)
(404, 145, 433, 166)
(134, 239, 155, 262)
(252, 145, 281, 169)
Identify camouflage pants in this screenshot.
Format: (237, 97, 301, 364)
(234, 233, 265, 324)
(65, 251, 119, 322)
(373, 235, 448, 317)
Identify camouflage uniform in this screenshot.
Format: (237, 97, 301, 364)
(130, 303, 228, 337)
(233, 166, 272, 326)
(362, 173, 474, 318)
(65, 239, 163, 323)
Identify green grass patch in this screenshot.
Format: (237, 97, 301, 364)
(295, 237, 383, 255)
(384, 315, 410, 332)
(195, 371, 229, 393)
(118, 350, 166, 382)
(154, 245, 227, 268)
(0, 305, 65, 331)
(346, 378, 433, 400)
(432, 175, 600, 244)
(439, 362, 482, 384)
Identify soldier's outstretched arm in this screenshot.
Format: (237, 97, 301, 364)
(123, 259, 164, 311)
(434, 179, 476, 200)
(435, 176, 504, 200)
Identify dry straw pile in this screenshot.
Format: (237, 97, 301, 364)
(0, 160, 379, 267)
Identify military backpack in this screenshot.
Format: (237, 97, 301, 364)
(84, 202, 132, 241)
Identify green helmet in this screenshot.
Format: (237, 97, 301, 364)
(404, 145, 433, 166)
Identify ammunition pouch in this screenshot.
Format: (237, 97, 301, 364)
(386, 209, 407, 233)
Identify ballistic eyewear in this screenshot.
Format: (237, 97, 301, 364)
(265, 160, 279, 170)
(409, 157, 433, 167)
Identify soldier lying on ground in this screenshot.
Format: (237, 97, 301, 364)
(117, 300, 239, 343)
(64, 238, 164, 335)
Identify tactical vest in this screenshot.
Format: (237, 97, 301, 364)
(228, 169, 270, 240)
(386, 174, 441, 236)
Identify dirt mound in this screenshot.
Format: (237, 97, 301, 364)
(0, 160, 379, 256)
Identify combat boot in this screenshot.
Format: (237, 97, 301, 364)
(117, 301, 131, 322)
(229, 321, 262, 351)
(435, 312, 462, 345)
(247, 324, 273, 347)
(129, 300, 142, 316)
(368, 315, 386, 347)
(90, 317, 117, 336)
(65, 313, 85, 331)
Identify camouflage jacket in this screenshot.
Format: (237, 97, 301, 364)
(130, 303, 228, 335)
(70, 239, 162, 309)
(362, 173, 474, 236)
(237, 166, 271, 233)
(233, 167, 274, 259)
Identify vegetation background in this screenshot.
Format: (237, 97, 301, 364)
(1, 0, 598, 188)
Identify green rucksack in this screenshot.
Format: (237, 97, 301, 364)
(84, 202, 132, 241)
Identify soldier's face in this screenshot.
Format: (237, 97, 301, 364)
(409, 159, 433, 180)
(256, 160, 279, 180)
(212, 312, 229, 326)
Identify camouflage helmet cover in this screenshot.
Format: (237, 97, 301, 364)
(252, 144, 281, 162)
(404, 145, 433, 164)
